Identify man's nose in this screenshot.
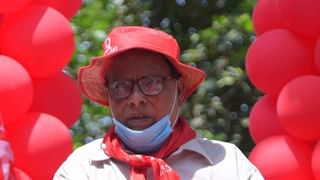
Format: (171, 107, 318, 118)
(127, 84, 147, 106)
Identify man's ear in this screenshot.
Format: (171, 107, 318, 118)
(177, 78, 185, 106)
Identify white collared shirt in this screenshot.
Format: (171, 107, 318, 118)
(54, 137, 264, 180)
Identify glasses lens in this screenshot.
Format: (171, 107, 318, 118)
(108, 80, 132, 100)
(138, 76, 163, 95)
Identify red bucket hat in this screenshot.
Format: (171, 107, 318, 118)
(78, 26, 206, 106)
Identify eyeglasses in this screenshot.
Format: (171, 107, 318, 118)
(106, 75, 174, 100)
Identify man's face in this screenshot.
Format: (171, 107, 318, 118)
(106, 50, 182, 130)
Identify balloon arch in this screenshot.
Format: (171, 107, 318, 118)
(0, 0, 82, 179)
(248, 0, 320, 179)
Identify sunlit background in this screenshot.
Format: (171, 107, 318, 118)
(69, 0, 260, 155)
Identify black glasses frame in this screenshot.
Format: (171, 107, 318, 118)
(106, 75, 174, 100)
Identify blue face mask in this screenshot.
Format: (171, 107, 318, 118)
(113, 114, 173, 154)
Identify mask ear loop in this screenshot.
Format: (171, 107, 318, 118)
(168, 80, 180, 128)
(105, 88, 116, 119)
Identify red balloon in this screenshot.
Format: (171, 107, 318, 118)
(253, 0, 285, 36)
(278, 75, 320, 141)
(246, 29, 316, 95)
(314, 38, 320, 73)
(249, 135, 314, 180)
(0, 0, 30, 14)
(6, 112, 72, 180)
(277, 0, 320, 40)
(0, 14, 3, 28)
(312, 141, 320, 180)
(0, 5, 75, 78)
(31, 0, 82, 19)
(13, 167, 32, 180)
(0, 15, 3, 54)
(30, 72, 83, 127)
(0, 55, 33, 125)
(249, 95, 286, 144)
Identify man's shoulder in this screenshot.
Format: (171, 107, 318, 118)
(67, 138, 108, 162)
(182, 136, 245, 165)
(184, 137, 264, 179)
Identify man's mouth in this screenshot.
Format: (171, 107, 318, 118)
(126, 115, 153, 130)
(129, 115, 149, 120)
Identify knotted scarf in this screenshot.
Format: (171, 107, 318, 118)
(102, 117, 196, 180)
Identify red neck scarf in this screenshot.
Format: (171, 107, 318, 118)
(102, 117, 196, 180)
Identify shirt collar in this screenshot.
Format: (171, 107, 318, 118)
(89, 136, 214, 165)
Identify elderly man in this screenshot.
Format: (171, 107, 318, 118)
(54, 26, 264, 180)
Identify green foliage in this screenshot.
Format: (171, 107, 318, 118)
(70, 0, 261, 154)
